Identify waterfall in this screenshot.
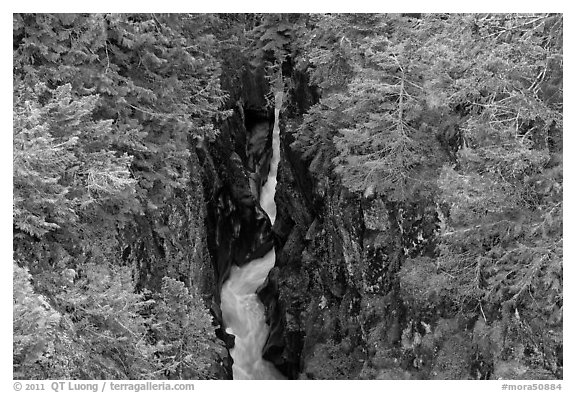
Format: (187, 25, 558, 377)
(220, 92, 285, 380)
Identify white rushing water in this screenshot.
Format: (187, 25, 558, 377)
(220, 92, 285, 380)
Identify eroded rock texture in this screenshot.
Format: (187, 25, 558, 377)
(257, 68, 561, 380)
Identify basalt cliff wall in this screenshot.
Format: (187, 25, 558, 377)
(127, 62, 561, 380)
(122, 64, 279, 379)
(259, 69, 561, 380)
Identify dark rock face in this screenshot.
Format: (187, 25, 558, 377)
(265, 140, 448, 379)
(257, 69, 448, 380)
(121, 64, 328, 380)
(198, 118, 273, 377)
(121, 65, 283, 379)
(119, 137, 231, 379)
(121, 63, 476, 380)
(123, 62, 496, 380)
(124, 60, 560, 380)
(197, 65, 296, 379)
(261, 67, 562, 380)
(123, 149, 214, 295)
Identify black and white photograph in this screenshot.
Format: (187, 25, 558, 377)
(11, 8, 564, 387)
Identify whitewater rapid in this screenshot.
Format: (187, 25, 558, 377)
(220, 92, 284, 380)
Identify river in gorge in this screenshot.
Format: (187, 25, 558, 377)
(220, 92, 285, 380)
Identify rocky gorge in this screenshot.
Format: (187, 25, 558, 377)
(195, 60, 561, 380)
(13, 13, 562, 381)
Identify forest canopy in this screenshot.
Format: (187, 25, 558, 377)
(13, 13, 562, 380)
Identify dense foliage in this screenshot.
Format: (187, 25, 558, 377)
(14, 262, 219, 379)
(284, 13, 562, 379)
(13, 13, 229, 379)
(14, 13, 562, 380)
